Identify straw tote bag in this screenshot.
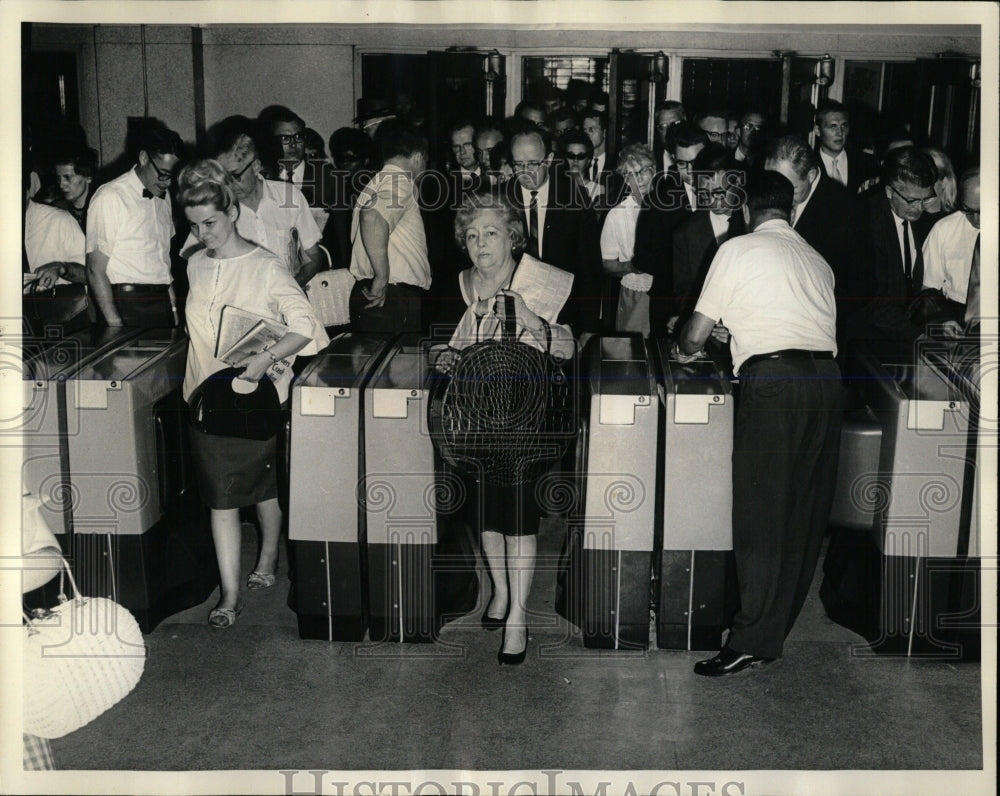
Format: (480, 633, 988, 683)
(23, 560, 146, 739)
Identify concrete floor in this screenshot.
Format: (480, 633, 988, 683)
(44, 519, 985, 792)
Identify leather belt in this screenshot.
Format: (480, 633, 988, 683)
(112, 283, 170, 295)
(741, 349, 834, 371)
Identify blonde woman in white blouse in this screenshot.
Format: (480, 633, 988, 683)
(177, 160, 328, 628)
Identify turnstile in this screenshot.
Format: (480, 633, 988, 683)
(362, 334, 478, 642)
(653, 340, 737, 651)
(59, 328, 216, 632)
(287, 332, 396, 640)
(558, 335, 658, 649)
(821, 339, 981, 659)
(21, 326, 145, 538)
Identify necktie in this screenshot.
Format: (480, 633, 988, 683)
(964, 234, 980, 326)
(281, 166, 293, 183)
(141, 189, 154, 199)
(902, 219, 913, 294)
(830, 155, 845, 187)
(591, 160, 598, 182)
(528, 190, 539, 258)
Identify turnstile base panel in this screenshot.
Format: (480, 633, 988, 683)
(820, 528, 980, 661)
(368, 542, 437, 643)
(71, 493, 216, 634)
(290, 540, 367, 641)
(656, 549, 737, 651)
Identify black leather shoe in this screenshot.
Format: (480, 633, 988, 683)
(693, 645, 773, 677)
(497, 628, 527, 666)
(481, 613, 506, 631)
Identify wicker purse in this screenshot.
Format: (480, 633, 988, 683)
(428, 295, 576, 487)
(22, 560, 146, 739)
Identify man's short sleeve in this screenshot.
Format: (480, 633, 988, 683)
(692, 239, 736, 323)
(86, 187, 125, 256)
(289, 184, 323, 250)
(359, 170, 410, 231)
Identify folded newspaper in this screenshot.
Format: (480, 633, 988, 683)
(215, 305, 290, 376)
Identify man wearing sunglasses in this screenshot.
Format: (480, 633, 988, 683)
(86, 118, 182, 327)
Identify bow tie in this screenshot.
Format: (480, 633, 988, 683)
(142, 189, 155, 199)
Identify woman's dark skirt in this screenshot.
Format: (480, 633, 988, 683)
(460, 472, 544, 537)
(189, 426, 278, 510)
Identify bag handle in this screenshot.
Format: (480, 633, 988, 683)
(502, 294, 517, 343)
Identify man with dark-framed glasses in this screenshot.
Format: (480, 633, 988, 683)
(86, 118, 183, 327)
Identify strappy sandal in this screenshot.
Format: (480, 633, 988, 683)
(247, 570, 276, 590)
(208, 599, 244, 629)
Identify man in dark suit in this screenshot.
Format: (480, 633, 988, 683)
(814, 100, 879, 197)
(670, 144, 747, 334)
(504, 124, 602, 335)
(765, 135, 869, 342)
(856, 146, 937, 345)
(645, 122, 707, 336)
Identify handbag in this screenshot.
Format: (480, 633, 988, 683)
(23, 559, 146, 739)
(428, 295, 576, 487)
(304, 268, 354, 327)
(22, 282, 91, 335)
(615, 282, 651, 336)
(188, 367, 283, 441)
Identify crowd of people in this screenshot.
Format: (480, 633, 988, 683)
(20, 78, 982, 711)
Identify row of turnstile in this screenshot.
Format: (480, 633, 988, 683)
(17, 328, 982, 658)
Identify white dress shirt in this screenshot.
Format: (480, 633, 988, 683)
(922, 211, 979, 303)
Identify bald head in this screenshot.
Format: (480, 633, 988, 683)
(959, 167, 980, 229)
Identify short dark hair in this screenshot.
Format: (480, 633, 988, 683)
(259, 105, 304, 132)
(375, 119, 429, 161)
(815, 99, 849, 125)
(448, 118, 477, 139)
(665, 121, 707, 154)
(514, 99, 546, 122)
(548, 108, 577, 128)
(509, 122, 552, 157)
(206, 115, 260, 160)
(765, 135, 819, 180)
(692, 142, 735, 174)
(329, 127, 373, 163)
(746, 170, 794, 220)
(561, 129, 593, 159)
(302, 128, 326, 158)
(881, 145, 937, 189)
(589, 90, 610, 108)
(579, 109, 606, 129)
(656, 100, 686, 117)
(52, 145, 97, 179)
(695, 110, 729, 127)
(135, 119, 183, 160)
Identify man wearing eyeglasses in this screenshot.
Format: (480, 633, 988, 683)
(734, 111, 765, 167)
(503, 123, 602, 335)
(653, 100, 686, 175)
(259, 106, 337, 250)
(86, 119, 182, 327)
(183, 116, 324, 287)
(695, 111, 729, 148)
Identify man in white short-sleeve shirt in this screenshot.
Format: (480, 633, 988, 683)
(922, 167, 980, 305)
(86, 120, 182, 327)
(674, 170, 841, 677)
(349, 119, 431, 333)
(196, 116, 323, 286)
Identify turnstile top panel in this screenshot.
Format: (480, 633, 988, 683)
(583, 335, 656, 397)
(915, 339, 979, 405)
(653, 339, 733, 398)
(70, 327, 186, 382)
(853, 344, 959, 407)
(368, 333, 429, 392)
(296, 332, 395, 389)
(22, 327, 144, 382)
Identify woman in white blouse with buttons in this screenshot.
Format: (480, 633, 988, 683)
(177, 159, 328, 628)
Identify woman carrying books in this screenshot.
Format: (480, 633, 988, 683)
(178, 159, 329, 628)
